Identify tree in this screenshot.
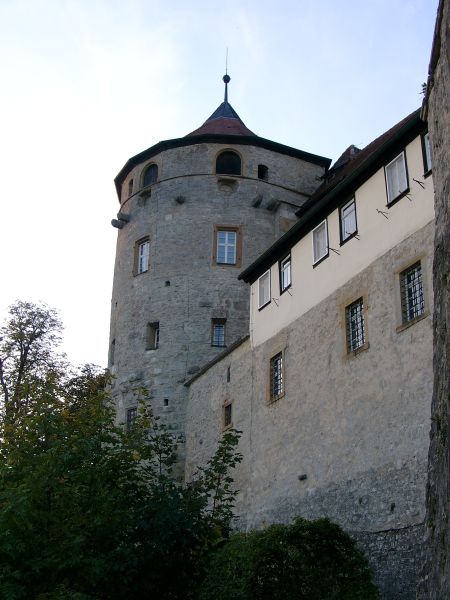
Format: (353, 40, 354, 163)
(0, 302, 242, 599)
(0, 301, 65, 425)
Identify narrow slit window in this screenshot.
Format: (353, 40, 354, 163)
(400, 262, 424, 323)
(223, 402, 232, 429)
(146, 322, 159, 350)
(128, 179, 133, 196)
(258, 164, 268, 181)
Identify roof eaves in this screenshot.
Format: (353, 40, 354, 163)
(239, 109, 424, 284)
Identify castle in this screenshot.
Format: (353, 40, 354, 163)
(109, 76, 434, 599)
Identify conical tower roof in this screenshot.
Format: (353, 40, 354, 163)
(186, 74, 256, 137)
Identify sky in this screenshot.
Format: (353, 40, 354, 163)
(0, 0, 438, 368)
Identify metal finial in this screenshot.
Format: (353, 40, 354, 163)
(223, 73, 230, 102)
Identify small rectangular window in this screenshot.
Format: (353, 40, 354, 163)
(126, 407, 137, 430)
(258, 270, 271, 309)
(146, 322, 159, 350)
(340, 198, 357, 243)
(400, 262, 424, 323)
(270, 352, 284, 401)
(312, 220, 328, 264)
(211, 319, 226, 347)
(134, 237, 150, 275)
(223, 401, 232, 429)
(385, 152, 408, 204)
(422, 132, 432, 174)
(110, 339, 116, 366)
(213, 226, 241, 266)
(279, 255, 291, 293)
(345, 298, 365, 353)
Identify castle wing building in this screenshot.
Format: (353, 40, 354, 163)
(185, 108, 434, 599)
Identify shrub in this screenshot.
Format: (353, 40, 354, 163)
(197, 517, 379, 600)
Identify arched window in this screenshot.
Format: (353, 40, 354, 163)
(216, 151, 241, 176)
(143, 164, 158, 187)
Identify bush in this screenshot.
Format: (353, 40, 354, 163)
(197, 517, 379, 600)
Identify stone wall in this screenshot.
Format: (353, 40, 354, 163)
(186, 222, 434, 598)
(418, 1, 450, 597)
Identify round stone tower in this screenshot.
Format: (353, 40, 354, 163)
(108, 76, 330, 474)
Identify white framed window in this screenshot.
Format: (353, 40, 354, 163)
(279, 255, 291, 293)
(385, 152, 408, 204)
(217, 230, 237, 264)
(422, 132, 432, 174)
(258, 270, 271, 309)
(211, 319, 226, 347)
(340, 198, 357, 242)
(345, 298, 365, 353)
(312, 220, 328, 264)
(400, 262, 424, 323)
(134, 238, 150, 275)
(270, 352, 284, 401)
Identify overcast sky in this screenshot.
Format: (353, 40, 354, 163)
(0, 0, 438, 367)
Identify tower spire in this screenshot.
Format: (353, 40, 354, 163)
(223, 48, 230, 102)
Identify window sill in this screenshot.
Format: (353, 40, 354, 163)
(396, 311, 429, 333)
(386, 187, 410, 209)
(258, 300, 271, 311)
(345, 341, 370, 359)
(339, 230, 358, 247)
(312, 252, 329, 269)
(280, 284, 292, 296)
(267, 392, 285, 405)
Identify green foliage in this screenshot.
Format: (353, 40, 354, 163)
(198, 518, 380, 600)
(0, 302, 242, 600)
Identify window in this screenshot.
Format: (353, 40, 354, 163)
(211, 319, 226, 347)
(223, 401, 232, 429)
(312, 220, 328, 264)
(128, 179, 133, 196)
(134, 238, 150, 275)
(400, 262, 424, 323)
(110, 339, 115, 366)
(258, 270, 271, 309)
(345, 298, 365, 353)
(385, 152, 408, 204)
(279, 255, 291, 293)
(226, 366, 231, 383)
(146, 322, 159, 350)
(143, 163, 158, 187)
(258, 164, 268, 181)
(270, 352, 284, 401)
(340, 198, 357, 243)
(216, 150, 241, 176)
(213, 226, 241, 266)
(126, 407, 137, 430)
(422, 132, 432, 174)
